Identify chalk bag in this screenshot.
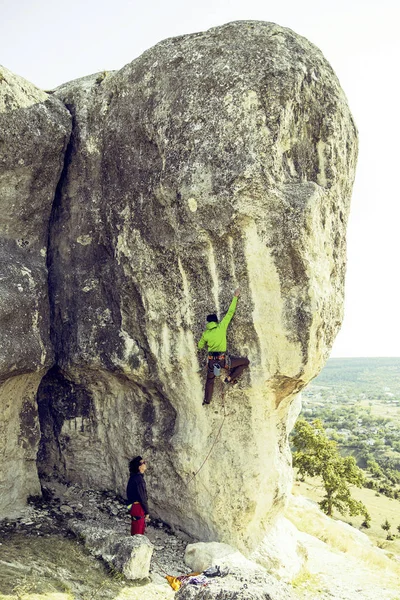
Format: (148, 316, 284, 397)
(213, 363, 221, 377)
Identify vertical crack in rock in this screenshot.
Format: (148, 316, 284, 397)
(46, 103, 75, 367)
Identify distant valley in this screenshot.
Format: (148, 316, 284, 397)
(298, 357, 400, 551)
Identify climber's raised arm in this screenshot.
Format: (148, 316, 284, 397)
(220, 288, 240, 330)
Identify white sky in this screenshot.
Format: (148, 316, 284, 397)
(1, 0, 399, 357)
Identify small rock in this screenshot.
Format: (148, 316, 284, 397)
(60, 505, 74, 515)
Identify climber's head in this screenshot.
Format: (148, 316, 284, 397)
(206, 314, 218, 323)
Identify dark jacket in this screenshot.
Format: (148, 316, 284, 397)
(126, 473, 149, 514)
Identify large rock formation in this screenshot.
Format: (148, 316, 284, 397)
(1, 21, 357, 555)
(0, 66, 71, 515)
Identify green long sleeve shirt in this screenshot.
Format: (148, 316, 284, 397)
(197, 296, 238, 353)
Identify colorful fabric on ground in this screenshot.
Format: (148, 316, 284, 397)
(166, 575, 182, 591)
(177, 574, 208, 586)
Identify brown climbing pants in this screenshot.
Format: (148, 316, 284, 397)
(204, 354, 250, 404)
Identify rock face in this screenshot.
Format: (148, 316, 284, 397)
(1, 21, 357, 554)
(0, 66, 71, 516)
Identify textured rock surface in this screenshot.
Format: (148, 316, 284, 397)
(33, 20, 357, 553)
(249, 517, 307, 581)
(69, 520, 154, 580)
(185, 541, 238, 572)
(176, 580, 292, 600)
(0, 65, 71, 516)
(178, 547, 297, 600)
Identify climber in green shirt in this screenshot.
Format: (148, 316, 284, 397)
(198, 288, 249, 405)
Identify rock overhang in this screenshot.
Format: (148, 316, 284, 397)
(0, 22, 357, 554)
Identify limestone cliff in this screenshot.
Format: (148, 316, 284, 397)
(0, 66, 71, 514)
(0, 21, 357, 554)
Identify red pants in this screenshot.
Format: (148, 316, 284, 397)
(204, 355, 250, 404)
(130, 503, 146, 535)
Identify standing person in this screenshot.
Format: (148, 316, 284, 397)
(126, 456, 149, 535)
(198, 288, 249, 405)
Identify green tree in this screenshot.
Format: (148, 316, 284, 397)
(381, 519, 392, 540)
(381, 519, 391, 531)
(366, 458, 383, 478)
(292, 418, 369, 519)
(361, 513, 371, 529)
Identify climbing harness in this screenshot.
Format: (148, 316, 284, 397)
(208, 352, 231, 377)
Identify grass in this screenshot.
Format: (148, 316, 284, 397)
(292, 477, 400, 557)
(0, 533, 175, 600)
(291, 568, 321, 589)
(358, 399, 400, 424)
(0, 533, 133, 599)
(287, 489, 400, 600)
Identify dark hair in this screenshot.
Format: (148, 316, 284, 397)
(206, 314, 218, 323)
(129, 456, 143, 474)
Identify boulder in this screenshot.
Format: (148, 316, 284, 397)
(176, 581, 293, 600)
(183, 539, 304, 596)
(0, 19, 357, 561)
(0, 65, 71, 516)
(185, 524, 307, 582)
(178, 548, 297, 600)
(69, 520, 153, 580)
(249, 517, 307, 581)
(184, 541, 238, 572)
(35, 20, 357, 553)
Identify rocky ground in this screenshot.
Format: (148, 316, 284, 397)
(0, 480, 187, 592)
(0, 481, 294, 600)
(1, 482, 400, 600)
